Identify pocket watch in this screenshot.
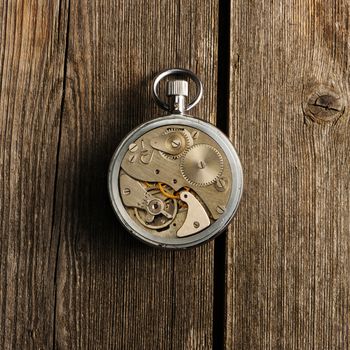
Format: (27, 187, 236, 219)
(108, 68, 243, 249)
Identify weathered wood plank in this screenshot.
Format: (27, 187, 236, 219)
(226, 0, 350, 349)
(53, 1, 218, 348)
(0, 0, 69, 348)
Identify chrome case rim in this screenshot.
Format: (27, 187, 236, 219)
(108, 115, 243, 249)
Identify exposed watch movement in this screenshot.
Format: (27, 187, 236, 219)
(108, 69, 243, 249)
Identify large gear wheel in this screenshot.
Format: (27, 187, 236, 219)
(180, 144, 224, 187)
(159, 128, 193, 160)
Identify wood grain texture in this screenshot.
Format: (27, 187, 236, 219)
(226, 0, 350, 349)
(52, 1, 218, 349)
(0, 0, 69, 349)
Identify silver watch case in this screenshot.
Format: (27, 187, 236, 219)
(108, 114, 243, 249)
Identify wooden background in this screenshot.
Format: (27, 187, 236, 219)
(0, 0, 349, 349)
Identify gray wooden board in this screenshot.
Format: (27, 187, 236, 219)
(226, 0, 350, 349)
(52, 1, 218, 349)
(0, 0, 69, 348)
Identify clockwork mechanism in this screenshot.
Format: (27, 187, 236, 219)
(118, 124, 233, 239)
(108, 68, 243, 249)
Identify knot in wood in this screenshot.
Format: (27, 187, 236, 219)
(303, 85, 345, 124)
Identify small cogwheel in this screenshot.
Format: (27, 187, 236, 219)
(134, 187, 178, 229)
(180, 144, 224, 186)
(159, 128, 193, 160)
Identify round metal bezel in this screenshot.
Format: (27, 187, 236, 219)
(108, 114, 243, 249)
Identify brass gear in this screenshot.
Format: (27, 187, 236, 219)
(159, 128, 193, 160)
(134, 187, 178, 229)
(180, 144, 224, 187)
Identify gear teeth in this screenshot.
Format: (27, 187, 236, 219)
(180, 144, 224, 187)
(164, 127, 181, 134)
(159, 128, 193, 160)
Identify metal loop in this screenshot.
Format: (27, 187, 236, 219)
(152, 68, 203, 112)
